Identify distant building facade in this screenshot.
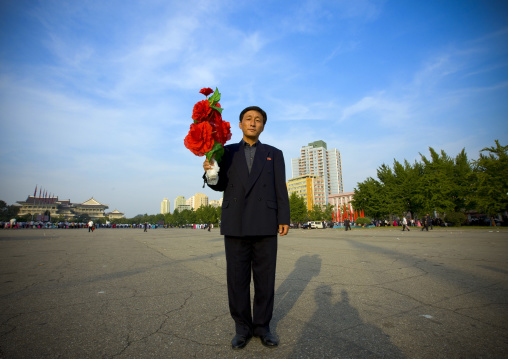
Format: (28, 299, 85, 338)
(328, 192, 355, 213)
(161, 198, 170, 214)
(186, 193, 208, 210)
(174, 196, 186, 211)
(17, 196, 109, 220)
(291, 140, 344, 203)
(176, 204, 192, 212)
(106, 209, 125, 219)
(287, 175, 326, 211)
(209, 199, 223, 208)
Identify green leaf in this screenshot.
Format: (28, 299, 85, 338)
(206, 142, 225, 163)
(211, 105, 223, 114)
(213, 147, 225, 163)
(208, 87, 221, 106)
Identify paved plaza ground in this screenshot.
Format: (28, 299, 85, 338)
(0, 226, 507, 358)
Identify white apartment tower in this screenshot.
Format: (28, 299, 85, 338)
(291, 140, 343, 203)
(161, 198, 170, 214)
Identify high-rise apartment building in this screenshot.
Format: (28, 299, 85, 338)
(186, 193, 209, 210)
(161, 198, 170, 214)
(291, 140, 343, 203)
(287, 175, 326, 211)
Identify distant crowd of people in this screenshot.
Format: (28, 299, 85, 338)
(1, 220, 217, 230)
(2, 215, 503, 231)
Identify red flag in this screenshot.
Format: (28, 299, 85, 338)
(34, 185, 37, 197)
(39, 188, 42, 197)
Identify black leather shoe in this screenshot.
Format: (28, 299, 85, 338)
(231, 334, 252, 349)
(257, 332, 278, 348)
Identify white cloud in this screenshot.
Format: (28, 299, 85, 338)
(340, 94, 410, 124)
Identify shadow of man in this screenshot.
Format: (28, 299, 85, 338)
(290, 286, 405, 358)
(271, 254, 322, 337)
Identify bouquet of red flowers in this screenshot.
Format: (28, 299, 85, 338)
(184, 87, 232, 183)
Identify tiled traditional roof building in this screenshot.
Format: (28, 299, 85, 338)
(106, 209, 125, 219)
(17, 196, 109, 220)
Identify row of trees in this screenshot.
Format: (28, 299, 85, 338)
(351, 140, 507, 221)
(0, 202, 222, 227)
(289, 193, 335, 224)
(108, 205, 222, 227)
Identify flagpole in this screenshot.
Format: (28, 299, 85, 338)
(32, 185, 37, 223)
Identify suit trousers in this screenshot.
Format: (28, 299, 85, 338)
(224, 235, 278, 337)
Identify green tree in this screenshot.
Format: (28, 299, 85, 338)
(0, 200, 20, 221)
(164, 212, 173, 225)
(308, 205, 323, 221)
(352, 177, 387, 219)
(473, 140, 508, 215)
(418, 147, 474, 216)
(153, 213, 165, 224)
(376, 163, 398, 216)
(180, 209, 196, 225)
(216, 206, 222, 225)
(195, 205, 218, 224)
(289, 192, 307, 224)
(323, 203, 334, 222)
(172, 209, 183, 226)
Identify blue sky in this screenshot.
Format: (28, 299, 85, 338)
(1, 0, 507, 218)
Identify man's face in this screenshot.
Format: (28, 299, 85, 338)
(239, 110, 264, 141)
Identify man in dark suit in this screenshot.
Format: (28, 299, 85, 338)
(203, 106, 290, 350)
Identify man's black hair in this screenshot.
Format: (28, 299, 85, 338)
(239, 106, 267, 125)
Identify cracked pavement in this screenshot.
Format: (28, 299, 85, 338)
(0, 227, 507, 358)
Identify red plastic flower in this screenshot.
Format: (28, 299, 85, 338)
(207, 102, 222, 124)
(199, 87, 214, 97)
(184, 87, 230, 162)
(192, 100, 212, 123)
(184, 122, 214, 156)
(217, 120, 232, 145)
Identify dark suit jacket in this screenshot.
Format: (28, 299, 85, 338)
(205, 141, 290, 237)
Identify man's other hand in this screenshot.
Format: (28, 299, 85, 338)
(278, 224, 289, 236)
